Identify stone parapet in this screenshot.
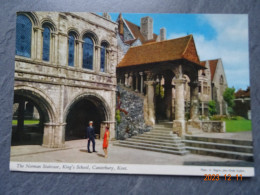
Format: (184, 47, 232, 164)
(201, 121, 226, 133)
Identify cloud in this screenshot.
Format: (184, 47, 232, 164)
(169, 14, 249, 90)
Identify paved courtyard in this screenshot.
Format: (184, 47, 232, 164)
(10, 138, 253, 167)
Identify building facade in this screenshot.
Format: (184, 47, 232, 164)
(13, 12, 118, 147)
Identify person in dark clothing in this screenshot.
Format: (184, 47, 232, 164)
(86, 121, 96, 153)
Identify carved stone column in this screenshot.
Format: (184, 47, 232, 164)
(144, 71, 155, 126)
(124, 73, 128, 87)
(163, 81, 174, 120)
(173, 78, 186, 136)
(190, 81, 199, 120)
(129, 72, 134, 90)
(140, 72, 144, 94)
(135, 73, 139, 92)
(77, 40, 83, 68)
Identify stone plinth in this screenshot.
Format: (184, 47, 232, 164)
(42, 123, 66, 148)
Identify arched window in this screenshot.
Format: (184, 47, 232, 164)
(16, 14, 32, 58)
(83, 36, 94, 69)
(100, 42, 108, 72)
(68, 32, 76, 66)
(42, 25, 51, 61)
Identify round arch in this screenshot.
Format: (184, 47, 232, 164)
(41, 18, 57, 32)
(64, 92, 112, 140)
(17, 12, 40, 26)
(67, 28, 80, 39)
(81, 30, 99, 44)
(14, 85, 57, 122)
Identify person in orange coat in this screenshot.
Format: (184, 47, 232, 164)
(103, 126, 110, 158)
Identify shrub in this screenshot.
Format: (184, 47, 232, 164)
(208, 100, 217, 116)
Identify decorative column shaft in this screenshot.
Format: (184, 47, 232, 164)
(124, 73, 128, 87)
(190, 81, 199, 120)
(135, 73, 139, 92)
(78, 40, 83, 68)
(140, 72, 144, 94)
(145, 80, 156, 126)
(173, 78, 186, 136)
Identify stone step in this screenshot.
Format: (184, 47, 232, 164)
(127, 137, 185, 147)
(113, 142, 189, 156)
(138, 134, 178, 140)
(146, 131, 173, 136)
(150, 130, 173, 134)
(185, 146, 254, 161)
(118, 140, 186, 151)
(131, 136, 182, 143)
(154, 125, 172, 129)
(183, 140, 253, 153)
(185, 135, 253, 146)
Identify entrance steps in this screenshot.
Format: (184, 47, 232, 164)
(183, 135, 254, 161)
(113, 122, 189, 155)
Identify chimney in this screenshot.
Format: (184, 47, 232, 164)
(102, 12, 111, 20)
(140, 16, 153, 40)
(160, 27, 166, 41)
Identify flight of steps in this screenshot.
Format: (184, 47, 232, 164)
(183, 135, 254, 161)
(113, 122, 189, 155)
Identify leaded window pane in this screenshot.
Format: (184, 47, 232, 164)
(68, 34, 75, 66)
(100, 45, 106, 72)
(42, 26, 50, 61)
(16, 15, 32, 58)
(83, 37, 94, 69)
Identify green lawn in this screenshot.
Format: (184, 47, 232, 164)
(224, 120, 252, 132)
(12, 120, 39, 125)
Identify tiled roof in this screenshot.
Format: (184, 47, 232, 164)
(117, 35, 201, 68)
(124, 19, 158, 44)
(200, 61, 206, 67)
(209, 59, 219, 81)
(235, 87, 250, 98)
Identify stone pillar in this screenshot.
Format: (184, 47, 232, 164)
(144, 80, 156, 126)
(42, 123, 66, 148)
(124, 73, 128, 87)
(140, 72, 144, 94)
(78, 40, 83, 68)
(173, 78, 186, 136)
(190, 81, 199, 120)
(36, 28, 43, 61)
(17, 99, 25, 134)
(135, 73, 139, 92)
(163, 82, 173, 120)
(129, 72, 134, 90)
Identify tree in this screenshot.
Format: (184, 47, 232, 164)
(208, 100, 217, 116)
(223, 87, 235, 115)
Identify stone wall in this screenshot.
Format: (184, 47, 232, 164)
(116, 85, 152, 140)
(201, 121, 226, 133)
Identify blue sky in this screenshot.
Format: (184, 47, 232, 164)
(100, 13, 249, 90)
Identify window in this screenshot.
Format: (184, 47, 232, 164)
(16, 14, 32, 58)
(100, 42, 107, 72)
(42, 25, 51, 61)
(83, 36, 94, 69)
(68, 32, 75, 66)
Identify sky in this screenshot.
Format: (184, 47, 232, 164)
(99, 13, 249, 91)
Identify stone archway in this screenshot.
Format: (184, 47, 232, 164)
(12, 86, 56, 146)
(64, 93, 111, 141)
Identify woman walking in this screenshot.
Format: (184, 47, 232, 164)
(103, 126, 110, 158)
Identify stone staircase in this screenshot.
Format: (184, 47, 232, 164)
(183, 135, 254, 161)
(113, 122, 189, 155)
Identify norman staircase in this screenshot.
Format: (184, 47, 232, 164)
(113, 121, 189, 155)
(183, 135, 254, 161)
